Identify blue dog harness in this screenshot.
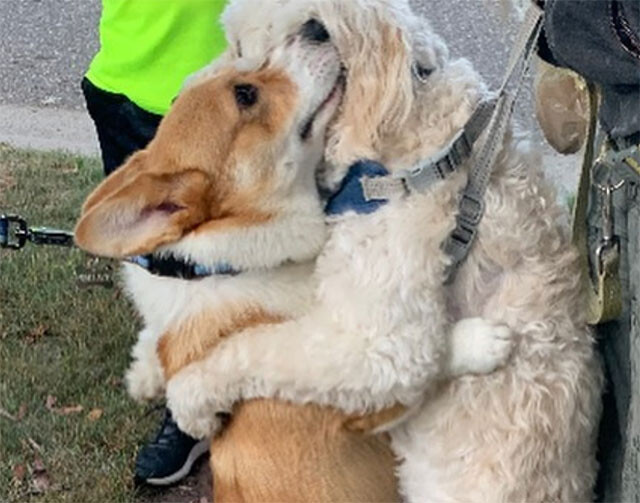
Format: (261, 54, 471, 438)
(324, 161, 390, 216)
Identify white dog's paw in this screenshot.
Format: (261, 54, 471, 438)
(125, 333, 165, 401)
(125, 359, 165, 402)
(166, 370, 230, 440)
(447, 317, 514, 377)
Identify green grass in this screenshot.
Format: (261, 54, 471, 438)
(0, 144, 162, 502)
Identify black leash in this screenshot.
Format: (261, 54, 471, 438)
(1, 213, 115, 288)
(1, 213, 239, 285)
(0, 214, 75, 250)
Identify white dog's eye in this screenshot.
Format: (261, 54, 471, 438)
(300, 19, 330, 43)
(412, 62, 434, 83)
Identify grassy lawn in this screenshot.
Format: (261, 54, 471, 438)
(0, 144, 165, 502)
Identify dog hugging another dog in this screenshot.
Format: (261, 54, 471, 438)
(74, 0, 603, 501)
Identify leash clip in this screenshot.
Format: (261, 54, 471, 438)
(28, 227, 75, 247)
(0, 214, 29, 250)
(592, 161, 625, 275)
(0, 214, 74, 250)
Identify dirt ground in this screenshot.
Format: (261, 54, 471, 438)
(138, 457, 213, 503)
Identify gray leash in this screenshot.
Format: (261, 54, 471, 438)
(444, 4, 544, 278)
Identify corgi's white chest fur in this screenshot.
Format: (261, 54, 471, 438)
(124, 262, 318, 336)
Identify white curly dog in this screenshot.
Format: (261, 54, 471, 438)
(164, 1, 603, 501)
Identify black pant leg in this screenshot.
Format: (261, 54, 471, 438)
(81, 78, 162, 176)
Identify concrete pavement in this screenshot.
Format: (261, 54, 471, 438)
(0, 104, 99, 156)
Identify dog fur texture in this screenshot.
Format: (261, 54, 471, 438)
(75, 24, 513, 502)
(164, 1, 604, 502)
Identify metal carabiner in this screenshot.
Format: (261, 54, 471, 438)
(591, 160, 626, 275)
(0, 214, 29, 250)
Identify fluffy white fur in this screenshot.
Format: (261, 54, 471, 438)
(120, 15, 512, 421)
(164, 0, 604, 501)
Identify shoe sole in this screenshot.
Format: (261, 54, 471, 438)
(144, 439, 210, 486)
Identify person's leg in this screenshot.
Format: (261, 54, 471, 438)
(81, 77, 208, 486)
(594, 142, 640, 502)
(81, 78, 161, 175)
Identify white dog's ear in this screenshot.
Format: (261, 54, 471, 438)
(409, 21, 449, 75)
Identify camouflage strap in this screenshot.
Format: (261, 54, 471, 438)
(572, 83, 623, 325)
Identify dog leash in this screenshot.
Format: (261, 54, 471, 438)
(1, 213, 239, 282)
(0, 214, 75, 249)
(571, 82, 640, 325)
(359, 2, 544, 281)
(0, 213, 117, 287)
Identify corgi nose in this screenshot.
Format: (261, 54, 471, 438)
(300, 19, 330, 43)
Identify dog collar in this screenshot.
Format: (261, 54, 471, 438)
(324, 97, 496, 219)
(324, 160, 390, 216)
(125, 254, 240, 280)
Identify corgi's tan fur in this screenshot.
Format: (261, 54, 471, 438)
(76, 38, 403, 502)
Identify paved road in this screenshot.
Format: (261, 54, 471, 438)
(0, 0, 578, 197)
(0, 0, 513, 110)
(0, 0, 99, 110)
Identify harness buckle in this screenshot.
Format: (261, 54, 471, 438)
(0, 214, 28, 250)
(457, 191, 485, 225)
(449, 219, 476, 247)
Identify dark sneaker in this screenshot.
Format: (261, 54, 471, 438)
(134, 408, 209, 486)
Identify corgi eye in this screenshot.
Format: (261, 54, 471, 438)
(234, 84, 259, 108)
(301, 19, 330, 43)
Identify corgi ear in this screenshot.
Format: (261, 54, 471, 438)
(75, 153, 211, 258)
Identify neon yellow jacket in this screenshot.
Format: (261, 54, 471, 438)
(86, 0, 228, 115)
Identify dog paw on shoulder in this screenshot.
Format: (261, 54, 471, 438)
(447, 317, 514, 377)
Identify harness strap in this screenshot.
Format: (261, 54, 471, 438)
(443, 3, 544, 279)
(360, 98, 497, 202)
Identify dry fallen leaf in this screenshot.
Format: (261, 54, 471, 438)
(57, 405, 84, 416)
(17, 403, 27, 421)
(108, 376, 122, 388)
(87, 408, 103, 421)
(26, 324, 48, 344)
(12, 463, 26, 485)
(31, 457, 51, 494)
(45, 395, 57, 411)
